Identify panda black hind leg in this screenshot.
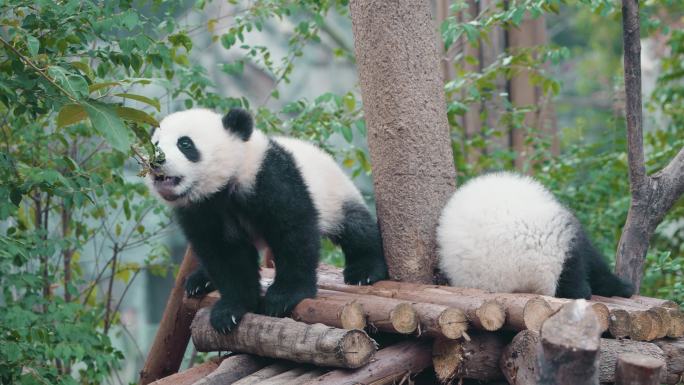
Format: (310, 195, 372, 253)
(555, 250, 592, 299)
(333, 202, 388, 285)
(260, 221, 319, 317)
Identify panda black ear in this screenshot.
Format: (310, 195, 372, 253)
(222, 108, 254, 141)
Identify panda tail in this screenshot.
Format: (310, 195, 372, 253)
(583, 235, 635, 298)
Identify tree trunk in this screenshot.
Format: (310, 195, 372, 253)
(615, 0, 684, 290)
(190, 309, 376, 369)
(140, 247, 199, 384)
(302, 340, 432, 384)
(349, 0, 457, 283)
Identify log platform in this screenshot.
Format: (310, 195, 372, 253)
(145, 260, 684, 385)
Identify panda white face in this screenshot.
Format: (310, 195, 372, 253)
(146, 109, 248, 207)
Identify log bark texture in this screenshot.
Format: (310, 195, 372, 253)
(140, 247, 199, 384)
(189, 355, 266, 385)
(232, 363, 294, 385)
(501, 330, 676, 384)
(191, 309, 376, 368)
(433, 332, 509, 383)
(349, 0, 457, 283)
(303, 340, 432, 384)
(615, 0, 684, 291)
(149, 357, 223, 385)
(537, 301, 601, 385)
(615, 353, 665, 385)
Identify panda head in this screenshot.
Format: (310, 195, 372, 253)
(146, 108, 254, 207)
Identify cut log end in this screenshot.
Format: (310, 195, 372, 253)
(340, 302, 367, 330)
(615, 353, 665, 385)
(438, 308, 468, 339)
(541, 300, 601, 351)
(647, 307, 671, 339)
(476, 300, 506, 331)
(339, 329, 378, 369)
(609, 309, 632, 339)
(591, 303, 611, 332)
(389, 302, 419, 334)
(666, 310, 684, 338)
(523, 297, 554, 332)
(630, 310, 657, 341)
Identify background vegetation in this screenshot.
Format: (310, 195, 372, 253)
(0, 0, 681, 383)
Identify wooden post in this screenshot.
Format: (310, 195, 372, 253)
(139, 247, 199, 384)
(349, 0, 457, 283)
(537, 301, 601, 385)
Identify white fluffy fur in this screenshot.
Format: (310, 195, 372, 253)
(274, 137, 363, 234)
(436, 172, 576, 295)
(148, 109, 362, 235)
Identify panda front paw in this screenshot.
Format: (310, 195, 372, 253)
(185, 268, 215, 298)
(210, 299, 246, 334)
(344, 261, 388, 285)
(262, 282, 316, 317)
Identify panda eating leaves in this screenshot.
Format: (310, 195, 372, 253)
(147, 108, 388, 333)
(437, 172, 634, 300)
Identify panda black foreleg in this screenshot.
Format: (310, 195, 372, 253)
(333, 202, 388, 285)
(261, 224, 319, 317)
(185, 267, 215, 298)
(195, 238, 260, 334)
(556, 250, 592, 300)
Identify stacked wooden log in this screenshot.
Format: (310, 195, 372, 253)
(160, 265, 684, 385)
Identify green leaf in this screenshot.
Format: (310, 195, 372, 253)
(89, 82, 120, 93)
(84, 102, 132, 152)
(116, 106, 158, 126)
(343, 92, 355, 112)
(26, 35, 39, 57)
(220, 33, 236, 49)
(57, 104, 88, 128)
(341, 125, 353, 143)
(114, 93, 160, 111)
(47, 66, 89, 98)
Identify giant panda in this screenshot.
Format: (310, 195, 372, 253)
(436, 172, 634, 299)
(147, 108, 387, 333)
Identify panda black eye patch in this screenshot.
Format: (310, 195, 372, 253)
(177, 136, 200, 162)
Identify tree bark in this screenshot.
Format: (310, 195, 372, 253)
(500, 330, 675, 385)
(140, 247, 199, 384)
(615, 0, 684, 290)
(149, 357, 223, 385)
(302, 340, 433, 384)
(232, 363, 295, 385)
(190, 355, 267, 385)
(190, 309, 376, 368)
(433, 332, 509, 383)
(349, 0, 457, 283)
(537, 301, 601, 385)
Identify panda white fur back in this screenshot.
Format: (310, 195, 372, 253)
(273, 137, 364, 234)
(147, 108, 387, 333)
(437, 172, 634, 299)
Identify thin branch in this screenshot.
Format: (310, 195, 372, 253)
(621, 0, 647, 192)
(103, 243, 118, 333)
(0, 36, 79, 104)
